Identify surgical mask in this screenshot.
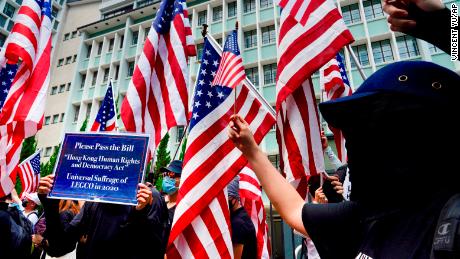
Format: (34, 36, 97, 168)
(162, 176, 178, 195)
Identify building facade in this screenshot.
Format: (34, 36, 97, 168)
(36, 0, 100, 161)
(62, 0, 459, 257)
(0, 0, 66, 49)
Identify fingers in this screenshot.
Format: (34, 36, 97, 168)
(383, 1, 409, 18)
(38, 175, 55, 194)
(387, 16, 416, 32)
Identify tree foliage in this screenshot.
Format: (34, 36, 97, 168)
(154, 133, 171, 191)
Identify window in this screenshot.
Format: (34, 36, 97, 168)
(372, 39, 394, 64)
(52, 114, 59, 124)
(86, 103, 92, 118)
(73, 105, 80, 122)
(91, 71, 98, 86)
(103, 68, 109, 83)
(51, 86, 57, 95)
(0, 34, 6, 47)
(176, 126, 184, 142)
(228, 2, 237, 17)
(216, 38, 222, 45)
(260, 0, 273, 8)
(44, 116, 51, 125)
(127, 61, 135, 77)
(263, 63, 277, 85)
(57, 59, 64, 67)
(119, 35, 124, 49)
(80, 74, 86, 88)
(3, 3, 15, 18)
(144, 27, 150, 40)
(131, 31, 138, 45)
(72, 54, 77, 63)
(351, 44, 369, 68)
(261, 25, 276, 45)
(245, 67, 259, 86)
(268, 154, 280, 169)
(108, 38, 114, 52)
(64, 33, 70, 41)
(197, 43, 204, 60)
(51, 6, 58, 18)
(114, 65, 119, 80)
(45, 147, 52, 157)
(65, 56, 72, 64)
(59, 84, 65, 93)
(363, 0, 384, 20)
(396, 35, 419, 59)
(429, 44, 441, 54)
(198, 10, 207, 26)
(212, 6, 222, 22)
(244, 0, 256, 13)
(66, 82, 71, 91)
(71, 31, 78, 38)
(60, 113, 65, 122)
(341, 4, 361, 25)
(86, 44, 92, 58)
(97, 42, 103, 55)
(244, 30, 257, 48)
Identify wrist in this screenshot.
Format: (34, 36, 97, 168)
(244, 144, 262, 162)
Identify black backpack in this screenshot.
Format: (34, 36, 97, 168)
(431, 194, 460, 259)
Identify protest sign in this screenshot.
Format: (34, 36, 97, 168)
(48, 132, 150, 205)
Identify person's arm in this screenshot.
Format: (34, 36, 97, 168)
(233, 244, 244, 259)
(383, 0, 456, 54)
(228, 115, 307, 236)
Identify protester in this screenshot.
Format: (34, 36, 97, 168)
(32, 200, 80, 259)
(227, 176, 257, 259)
(23, 192, 41, 227)
(160, 160, 182, 251)
(228, 60, 460, 258)
(0, 190, 34, 259)
(383, 0, 459, 55)
(38, 175, 168, 259)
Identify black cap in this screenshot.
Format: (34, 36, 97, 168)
(319, 61, 460, 129)
(160, 160, 183, 176)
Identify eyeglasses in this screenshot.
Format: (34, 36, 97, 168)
(162, 171, 175, 178)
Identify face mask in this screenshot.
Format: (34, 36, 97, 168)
(162, 176, 178, 195)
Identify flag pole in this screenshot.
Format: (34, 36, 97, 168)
(234, 21, 239, 115)
(346, 45, 367, 81)
(173, 123, 189, 160)
(109, 79, 120, 132)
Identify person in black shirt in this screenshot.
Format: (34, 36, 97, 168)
(228, 59, 460, 259)
(228, 176, 257, 259)
(38, 175, 168, 259)
(160, 160, 183, 250)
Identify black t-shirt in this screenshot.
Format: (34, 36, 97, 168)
(302, 197, 449, 259)
(231, 207, 257, 259)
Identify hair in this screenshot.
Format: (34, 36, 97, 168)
(59, 200, 80, 215)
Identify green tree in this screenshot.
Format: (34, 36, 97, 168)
(15, 137, 37, 194)
(154, 133, 171, 190)
(79, 116, 89, 132)
(179, 136, 187, 161)
(40, 145, 60, 177)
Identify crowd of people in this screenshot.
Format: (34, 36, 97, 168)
(1, 0, 459, 258)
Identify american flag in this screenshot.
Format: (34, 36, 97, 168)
(275, 0, 353, 199)
(0, 0, 52, 198)
(239, 166, 271, 259)
(167, 37, 275, 258)
(120, 0, 195, 154)
(18, 149, 41, 198)
(320, 53, 352, 162)
(91, 82, 116, 132)
(0, 63, 18, 112)
(212, 30, 245, 89)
